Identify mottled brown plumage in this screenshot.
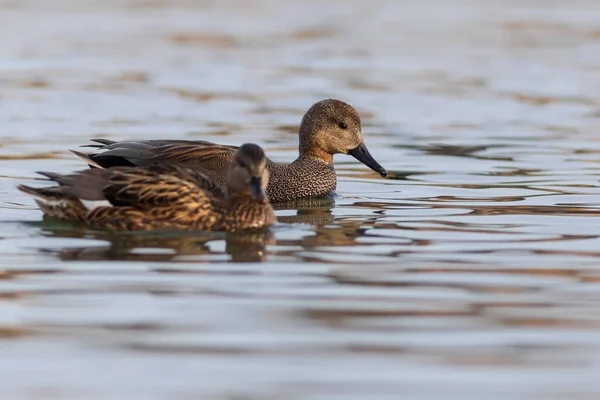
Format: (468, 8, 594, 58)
(73, 99, 387, 203)
(17, 144, 276, 232)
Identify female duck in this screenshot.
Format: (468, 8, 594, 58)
(17, 144, 276, 232)
(73, 99, 387, 203)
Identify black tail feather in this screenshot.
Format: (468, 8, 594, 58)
(16, 184, 43, 197)
(80, 138, 116, 148)
(36, 171, 64, 180)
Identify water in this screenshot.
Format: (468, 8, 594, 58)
(1, 0, 600, 398)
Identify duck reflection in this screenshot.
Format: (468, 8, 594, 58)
(273, 195, 335, 226)
(25, 196, 390, 263)
(27, 217, 274, 263)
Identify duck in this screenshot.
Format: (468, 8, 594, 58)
(17, 143, 276, 232)
(72, 99, 387, 203)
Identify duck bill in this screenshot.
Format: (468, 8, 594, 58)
(348, 143, 387, 177)
(249, 177, 268, 203)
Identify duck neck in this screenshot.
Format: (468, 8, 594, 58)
(298, 149, 333, 164)
(226, 192, 249, 205)
(298, 132, 333, 164)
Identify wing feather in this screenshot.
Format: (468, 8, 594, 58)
(102, 167, 217, 210)
(80, 139, 239, 170)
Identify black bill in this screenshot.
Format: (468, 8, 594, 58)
(249, 177, 268, 203)
(348, 143, 387, 177)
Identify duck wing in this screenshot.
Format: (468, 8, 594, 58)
(100, 166, 220, 209)
(31, 165, 220, 209)
(78, 139, 238, 172)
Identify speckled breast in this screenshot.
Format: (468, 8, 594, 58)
(266, 159, 337, 203)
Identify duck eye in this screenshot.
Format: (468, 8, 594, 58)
(338, 122, 347, 129)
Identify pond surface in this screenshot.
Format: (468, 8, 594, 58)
(2, 0, 600, 398)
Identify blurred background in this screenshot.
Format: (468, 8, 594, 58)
(1, 0, 600, 399)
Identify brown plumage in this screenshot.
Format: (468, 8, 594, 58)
(17, 144, 276, 232)
(72, 99, 387, 203)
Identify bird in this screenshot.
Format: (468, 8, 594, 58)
(17, 143, 276, 232)
(71, 99, 387, 203)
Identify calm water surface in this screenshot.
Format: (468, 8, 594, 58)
(2, 0, 600, 399)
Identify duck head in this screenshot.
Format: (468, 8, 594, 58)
(227, 143, 270, 203)
(298, 99, 387, 177)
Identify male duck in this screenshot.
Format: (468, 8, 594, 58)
(73, 99, 387, 203)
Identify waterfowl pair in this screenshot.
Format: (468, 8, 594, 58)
(18, 144, 275, 232)
(74, 99, 387, 203)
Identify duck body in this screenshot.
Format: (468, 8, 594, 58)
(18, 144, 276, 232)
(77, 139, 338, 203)
(266, 157, 337, 203)
(73, 99, 387, 203)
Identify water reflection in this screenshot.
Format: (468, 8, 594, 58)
(416, 144, 513, 162)
(24, 207, 378, 262)
(27, 219, 275, 263)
